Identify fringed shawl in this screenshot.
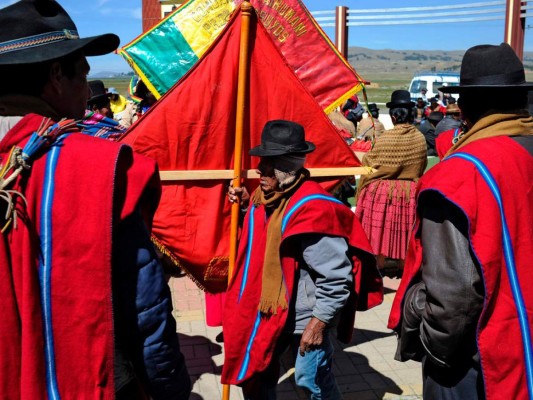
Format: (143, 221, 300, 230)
(356, 123, 427, 200)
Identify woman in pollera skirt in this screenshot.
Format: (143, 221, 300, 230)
(355, 90, 427, 273)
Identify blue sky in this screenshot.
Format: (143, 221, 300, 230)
(0, 0, 529, 73)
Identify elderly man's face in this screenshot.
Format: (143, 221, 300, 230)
(256, 157, 280, 193)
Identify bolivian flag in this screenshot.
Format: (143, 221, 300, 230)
(120, 0, 366, 113)
(120, 0, 238, 98)
(120, 6, 364, 293)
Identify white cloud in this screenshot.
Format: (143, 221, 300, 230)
(98, 0, 111, 6)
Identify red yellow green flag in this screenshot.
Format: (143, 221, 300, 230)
(119, 8, 362, 292)
(120, 0, 366, 113)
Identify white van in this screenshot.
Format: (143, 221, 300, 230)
(409, 71, 460, 101)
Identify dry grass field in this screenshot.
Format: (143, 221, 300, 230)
(99, 77, 132, 99)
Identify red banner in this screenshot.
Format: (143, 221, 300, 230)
(247, 0, 365, 113)
(120, 0, 365, 113)
(121, 9, 360, 292)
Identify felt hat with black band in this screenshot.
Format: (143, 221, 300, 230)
(249, 120, 315, 157)
(439, 43, 533, 93)
(0, 0, 119, 65)
(386, 90, 415, 108)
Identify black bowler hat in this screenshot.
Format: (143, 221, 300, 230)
(249, 120, 316, 157)
(0, 0, 119, 65)
(368, 103, 379, 112)
(439, 43, 533, 93)
(386, 90, 415, 108)
(87, 80, 110, 105)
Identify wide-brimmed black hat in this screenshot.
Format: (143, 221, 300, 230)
(249, 120, 315, 157)
(0, 0, 119, 65)
(87, 80, 110, 105)
(386, 90, 415, 108)
(440, 43, 533, 93)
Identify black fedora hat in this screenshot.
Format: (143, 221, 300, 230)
(249, 120, 315, 157)
(386, 90, 415, 108)
(0, 0, 119, 65)
(87, 80, 110, 105)
(440, 43, 533, 93)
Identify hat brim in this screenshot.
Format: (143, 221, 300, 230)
(439, 82, 533, 93)
(249, 142, 316, 157)
(0, 33, 119, 65)
(386, 100, 415, 108)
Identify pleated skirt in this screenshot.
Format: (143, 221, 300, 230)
(355, 179, 417, 260)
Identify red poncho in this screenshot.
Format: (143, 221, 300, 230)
(389, 136, 533, 399)
(0, 114, 160, 398)
(222, 180, 382, 384)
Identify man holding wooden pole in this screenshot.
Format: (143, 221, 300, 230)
(222, 120, 382, 399)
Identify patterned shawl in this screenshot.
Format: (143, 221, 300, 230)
(356, 123, 427, 200)
(79, 110, 128, 141)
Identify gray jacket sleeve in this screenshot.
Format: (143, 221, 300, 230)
(300, 235, 353, 324)
(399, 193, 484, 367)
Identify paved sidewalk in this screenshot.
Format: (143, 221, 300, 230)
(169, 275, 423, 400)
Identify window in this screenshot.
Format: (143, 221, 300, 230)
(410, 80, 427, 93)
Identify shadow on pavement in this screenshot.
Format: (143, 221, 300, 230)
(178, 333, 223, 400)
(349, 328, 396, 346)
(277, 343, 403, 399)
(339, 352, 404, 398)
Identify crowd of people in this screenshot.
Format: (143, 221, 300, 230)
(0, 1, 531, 400)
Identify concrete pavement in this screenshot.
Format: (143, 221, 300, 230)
(168, 275, 423, 400)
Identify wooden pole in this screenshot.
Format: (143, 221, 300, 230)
(504, 0, 526, 60)
(335, 6, 349, 59)
(159, 167, 372, 181)
(223, 2, 252, 399)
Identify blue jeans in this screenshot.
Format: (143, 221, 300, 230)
(295, 333, 342, 400)
(241, 332, 342, 400)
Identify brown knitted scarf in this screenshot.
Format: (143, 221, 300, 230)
(251, 169, 309, 315)
(447, 111, 533, 155)
(356, 123, 427, 201)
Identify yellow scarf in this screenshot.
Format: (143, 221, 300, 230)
(447, 111, 533, 156)
(251, 170, 309, 315)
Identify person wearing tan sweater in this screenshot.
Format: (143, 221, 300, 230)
(355, 90, 427, 271)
